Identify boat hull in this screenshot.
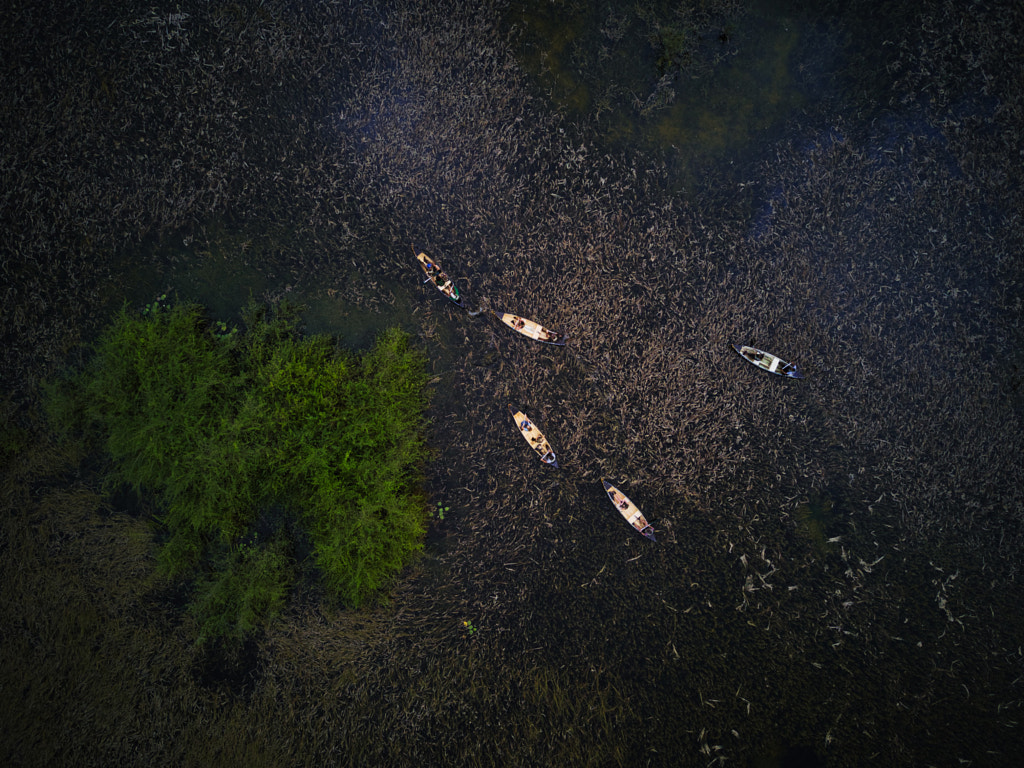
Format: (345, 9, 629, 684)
(733, 344, 804, 378)
(602, 479, 655, 541)
(493, 311, 566, 345)
(416, 251, 464, 307)
(509, 406, 558, 468)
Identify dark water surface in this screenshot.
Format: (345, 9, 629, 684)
(4, 0, 1022, 766)
(100, 2, 1019, 763)
(506, 0, 844, 190)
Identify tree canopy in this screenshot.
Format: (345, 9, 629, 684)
(46, 299, 431, 643)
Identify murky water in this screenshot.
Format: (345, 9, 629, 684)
(66, 1, 1021, 765)
(109, 225, 424, 352)
(506, 0, 844, 189)
(105, 2, 848, 336)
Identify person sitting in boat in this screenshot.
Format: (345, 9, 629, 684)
(513, 316, 526, 330)
(540, 329, 560, 342)
(541, 451, 555, 464)
(520, 419, 532, 431)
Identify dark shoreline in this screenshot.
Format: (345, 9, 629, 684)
(2, 1, 1022, 766)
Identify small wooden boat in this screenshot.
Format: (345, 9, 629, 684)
(602, 479, 655, 541)
(415, 249, 464, 307)
(733, 344, 804, 379)
(492, 311, 566, 345)
(508, 405, 558, 467)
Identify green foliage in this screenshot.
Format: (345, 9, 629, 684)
(190, 538, 293, 645)
(653, 24, 694, 74)
(47, 298, 431, 642)
(0, 419, 29, 472)
(140, 293, 169, 316)
(84, 302, 248, 541)
(298, 327, 432, 606)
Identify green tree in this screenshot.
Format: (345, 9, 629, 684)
(46, 299, 430, 642)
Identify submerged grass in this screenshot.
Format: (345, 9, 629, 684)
(43, 299, 431, 642)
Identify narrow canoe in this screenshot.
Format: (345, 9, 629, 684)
(602, 479, 656, 541)
(415, 250, 464, 307)
(493, 311, 566, 345)
(508, 405, 559, 468)
(732, 344, 804, 379)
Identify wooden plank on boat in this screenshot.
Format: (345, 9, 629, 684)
(602, 478, 655, 541)
(732, 344, 804, 379)
(493, 311, 566, 345)
(415, 249, 464, 307)
(508, 405, 558, 468)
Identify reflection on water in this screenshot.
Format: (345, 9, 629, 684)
(506, 0, 839, 186)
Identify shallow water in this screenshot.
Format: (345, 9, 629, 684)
(506, 0, 845, 189)
(108, 225, 424, 352)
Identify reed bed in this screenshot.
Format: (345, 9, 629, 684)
(2, 0, 1023, 766)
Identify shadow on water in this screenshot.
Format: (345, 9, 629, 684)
(193, 636, 261, 696)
